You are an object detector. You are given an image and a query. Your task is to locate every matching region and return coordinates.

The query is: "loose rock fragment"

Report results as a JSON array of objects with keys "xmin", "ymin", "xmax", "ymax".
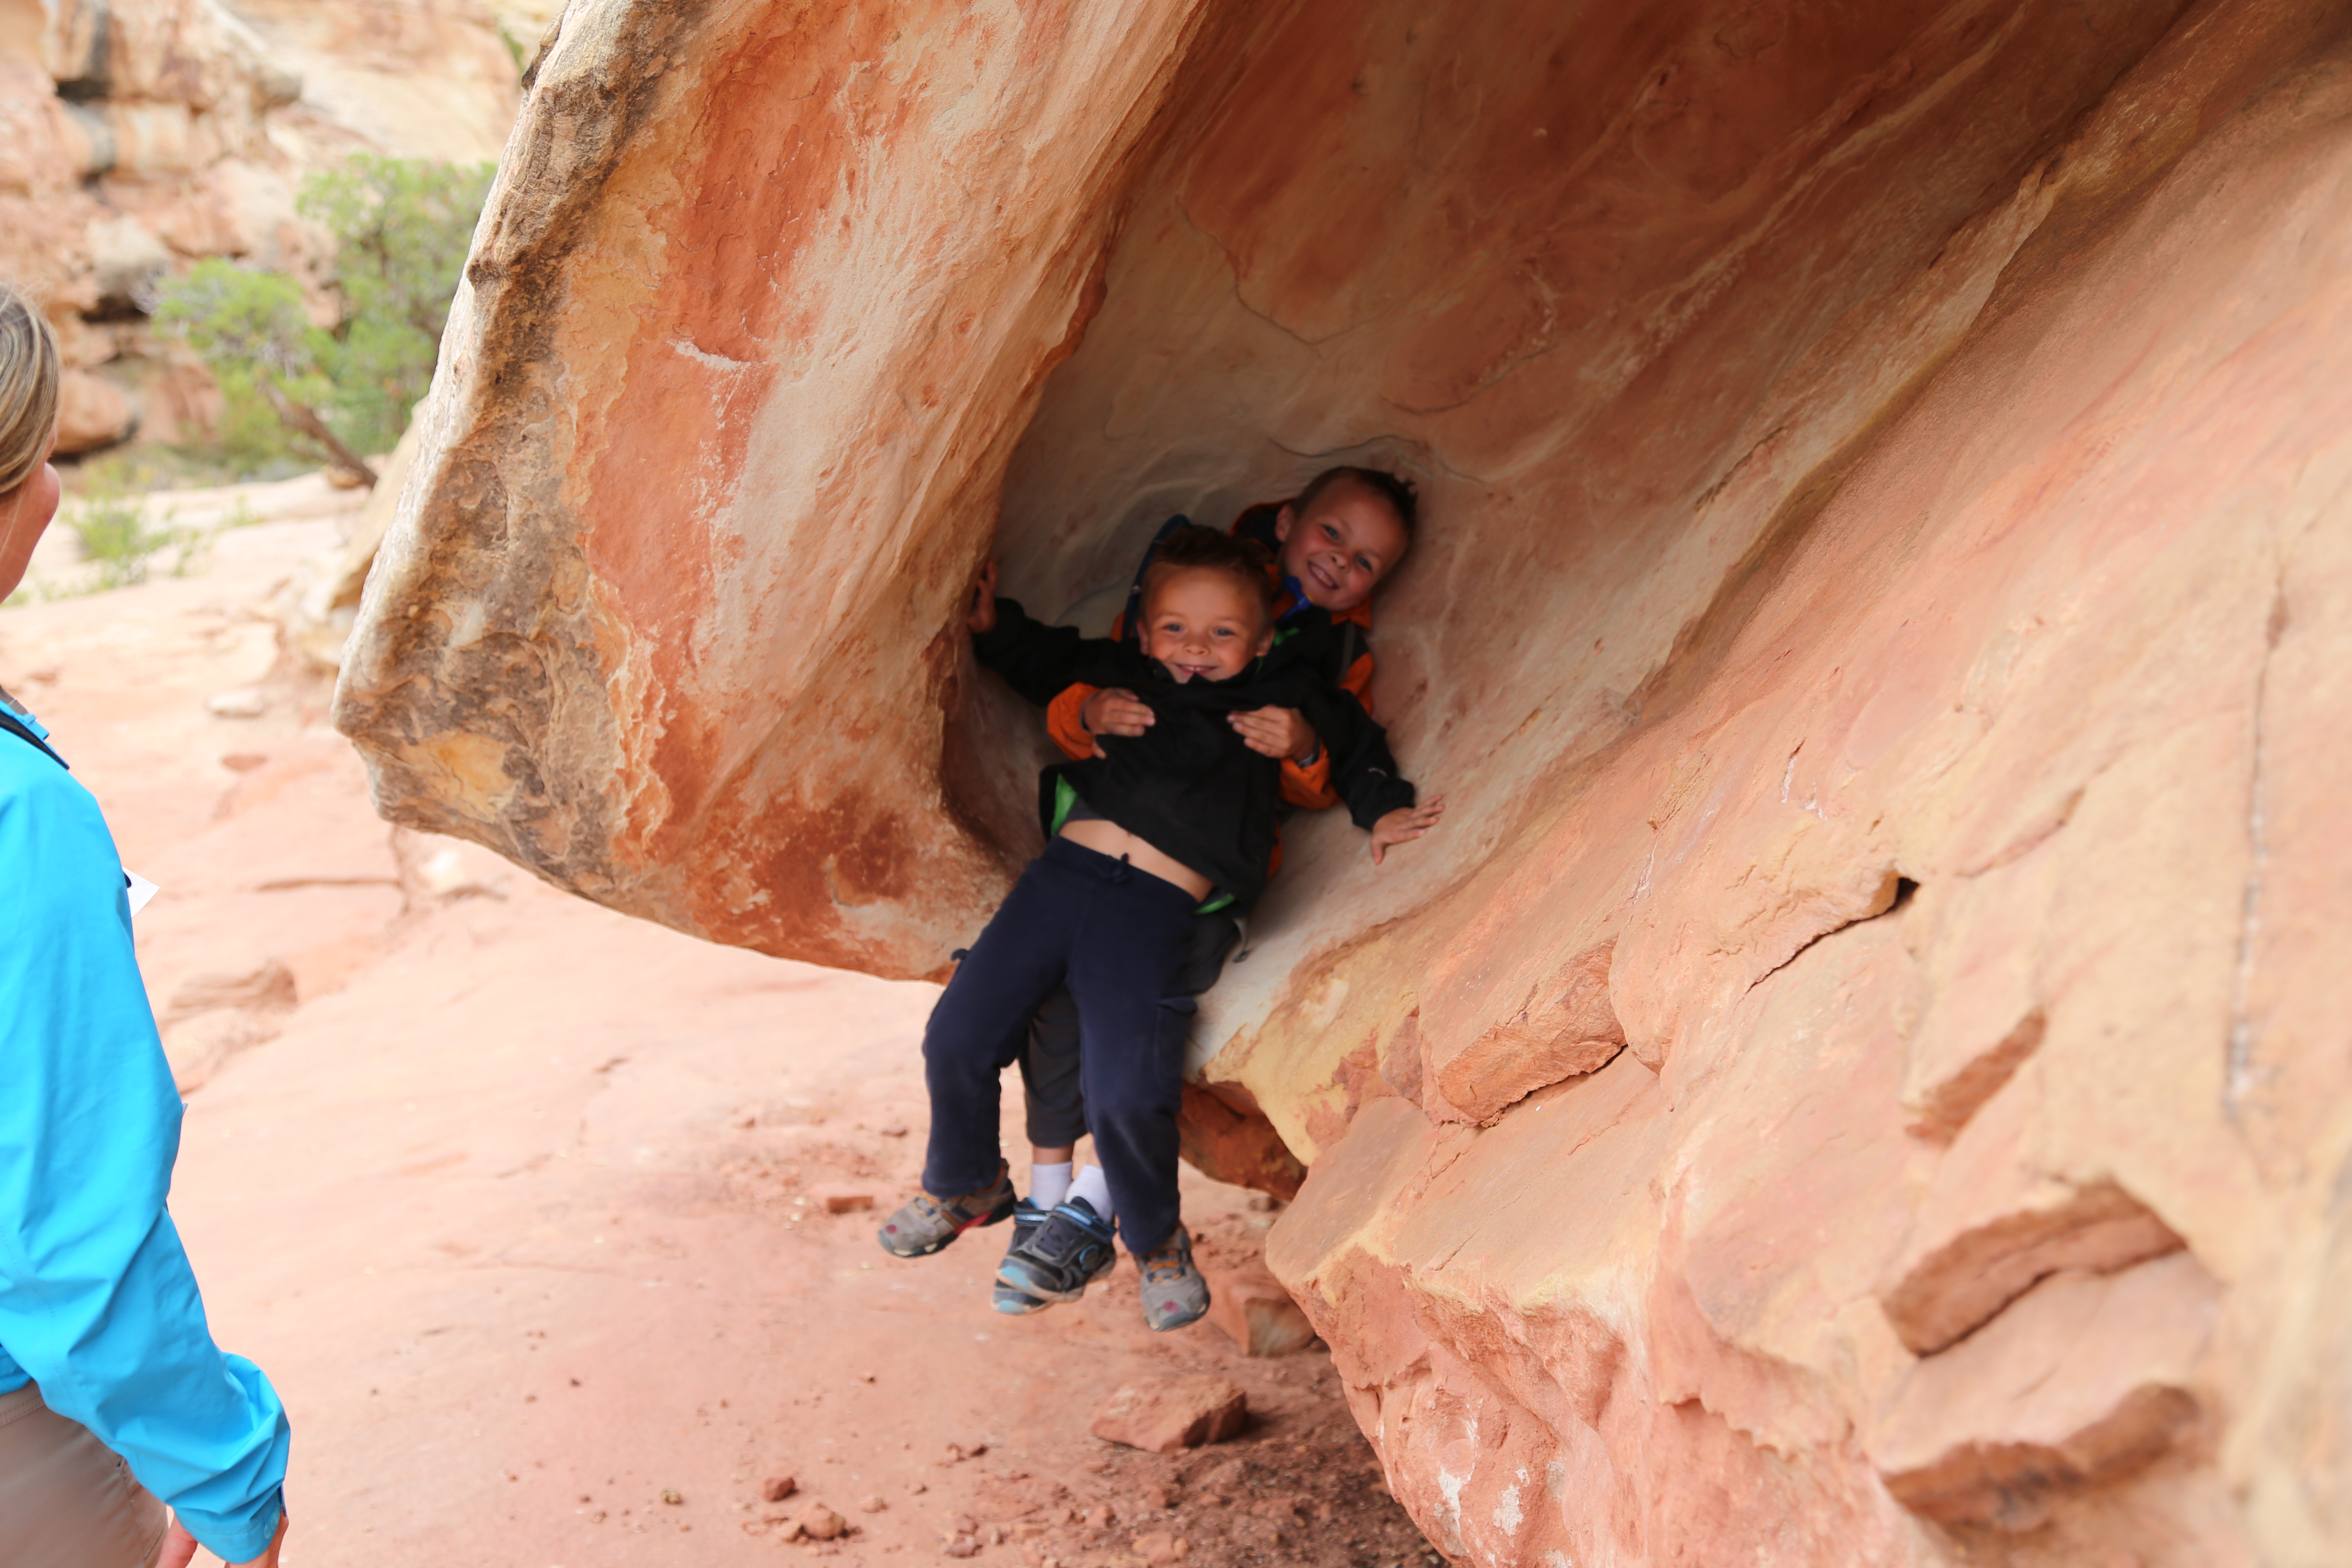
[
  {"xmin": 1091, "ymin": 1376, "xmax": 1247, "ymax": 1453},
  {"xmin": 1200, "ymin": 1263, "xmax": 1317, "ymax": 1357},
  {"xmin": 1132, "ymin": 1531, "xmax": 1190, "ymax": 1564},
  {"xmin": 815, "ymin": 1185, "xmax": 875, "ymax": 1213},
  {"xmin": 794, "ymin": 1503, "xmax": 847, "ymax": 1541},
  {"xmin": 760, "ymin": 1473, "xmax": 798, "ymax": 1503}
]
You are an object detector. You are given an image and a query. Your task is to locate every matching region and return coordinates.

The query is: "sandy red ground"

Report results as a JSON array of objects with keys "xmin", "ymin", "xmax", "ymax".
[{"xmin": 0, "ymin": 514, "xmax": 1440, "ymax": 1568}]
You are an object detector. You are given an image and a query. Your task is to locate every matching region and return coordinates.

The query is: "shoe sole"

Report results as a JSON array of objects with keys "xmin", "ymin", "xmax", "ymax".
[
  {"xmin": 995, "ymin": 1252, "xmax": 1113, "ymax": 1304},
  {"xmin": 991, "ymin": 1284, "xmax": 1056, "ymax": 1316},
  {"xmin": 1145, "ymin": 1294, "xmax": 1211, "ymax": 1332}
]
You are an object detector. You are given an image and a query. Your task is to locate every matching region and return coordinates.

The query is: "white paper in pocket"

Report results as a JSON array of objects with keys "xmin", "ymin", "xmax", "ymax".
[{"xmin": 124, "ymin": 870, "xmax": 159, "ymax": 916}]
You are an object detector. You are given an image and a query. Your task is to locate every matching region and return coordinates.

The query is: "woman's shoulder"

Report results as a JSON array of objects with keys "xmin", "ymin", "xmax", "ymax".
[{"xmin": 0, "ymin": 713, "xmax": 115, "ymax": 860}]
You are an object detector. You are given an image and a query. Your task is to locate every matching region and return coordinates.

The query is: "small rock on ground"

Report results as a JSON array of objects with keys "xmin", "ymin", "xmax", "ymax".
[
  {"xmin": 815, "ymin": 1184, "xmax": 875, "ymax": 1213},
  {"xmin": 1092, "ymin": 1376, "xmax": 1248, "ymax": 1455}
]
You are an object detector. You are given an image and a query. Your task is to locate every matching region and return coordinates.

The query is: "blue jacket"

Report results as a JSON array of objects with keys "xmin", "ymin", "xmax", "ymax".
[{"xmin": 0, "ymin": 701, "xmax": 288, "ymax": 1561}]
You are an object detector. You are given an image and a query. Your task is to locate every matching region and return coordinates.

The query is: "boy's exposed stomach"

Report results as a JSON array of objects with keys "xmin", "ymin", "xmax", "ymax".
[{"xmin": 1056, "ymin": 818, "xmax": 1215, "ymax": 901}]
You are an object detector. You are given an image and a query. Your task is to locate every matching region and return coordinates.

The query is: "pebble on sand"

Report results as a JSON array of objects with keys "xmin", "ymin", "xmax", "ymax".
[
  {"xmin": 815, "ymin": 1185, "xmax": 875, "ymax": 1213},
  {"xmin": 795, "ymin": 1503, "xmax": 848, "ymax": 1541},
  {"xmin": 761, "ymin": 1473, "xmax": 798, "ymax": 1503}
]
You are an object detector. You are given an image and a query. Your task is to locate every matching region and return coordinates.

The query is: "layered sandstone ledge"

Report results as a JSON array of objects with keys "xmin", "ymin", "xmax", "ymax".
[{"xmin": 337, "ymin": 1, "xmax": 2352, "ymax": 1562}]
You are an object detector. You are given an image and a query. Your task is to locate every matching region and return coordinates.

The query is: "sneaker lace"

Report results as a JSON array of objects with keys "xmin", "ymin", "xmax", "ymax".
[{"xmin": 1139, "ymin": 1235, "xmax": 1192, "ymax": 1286}]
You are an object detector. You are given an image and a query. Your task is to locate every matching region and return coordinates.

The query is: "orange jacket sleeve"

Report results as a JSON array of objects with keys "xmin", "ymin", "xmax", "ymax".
[
  {"xmin": 1279, "ymin": 746, "xmax": 1338, "ymax": 810},
  {"xmin": 1276, "ymin": 643, "xmax": 1372, "ymax": 809},
  {"xmin": 1047, "ymin": 683, "xmax": 1101, "ymax": 762}
]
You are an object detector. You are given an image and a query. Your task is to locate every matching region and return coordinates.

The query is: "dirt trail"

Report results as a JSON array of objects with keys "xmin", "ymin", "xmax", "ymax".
[{"xmin": 0, "ymin": 508, "xmax": 1440, "ymax": 1568}]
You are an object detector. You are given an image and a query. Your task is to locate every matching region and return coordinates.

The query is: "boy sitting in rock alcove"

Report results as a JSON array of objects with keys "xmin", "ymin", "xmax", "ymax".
[{"xmin": 879, "ymin": 472, "xmax": 1435, "ymax": 1326}]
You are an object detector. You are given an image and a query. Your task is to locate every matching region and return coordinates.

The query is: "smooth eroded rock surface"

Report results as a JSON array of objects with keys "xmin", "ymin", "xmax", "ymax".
[{"xmin": 339, "ymin": 0, "xmax": 2352, "ymax": 1561}]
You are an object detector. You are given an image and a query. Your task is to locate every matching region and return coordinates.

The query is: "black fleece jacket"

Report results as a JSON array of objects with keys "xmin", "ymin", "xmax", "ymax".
[{"xmin": 973, "ymin": 598, "xmax": 1416, "ymax": 908}]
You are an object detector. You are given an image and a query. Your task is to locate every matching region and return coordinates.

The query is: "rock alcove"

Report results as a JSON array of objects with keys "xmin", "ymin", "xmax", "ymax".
[{"xmin": 337, "ymin": 1, "xmax": 2352, "ymax": 1562}]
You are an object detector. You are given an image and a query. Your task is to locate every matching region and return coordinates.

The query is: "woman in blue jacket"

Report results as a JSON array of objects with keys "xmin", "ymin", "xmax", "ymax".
[{"xmin": 0, "ymin": 288, "xmax": 290, "ymax": 1565}]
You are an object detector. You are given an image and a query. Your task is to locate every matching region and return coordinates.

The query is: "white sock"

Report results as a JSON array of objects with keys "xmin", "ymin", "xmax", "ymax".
[
  {"xmin": 1068, "ymin": 1164, "xmax": 1114, "ymax": 1221},
  {"xmin": 1029, "ymin": 1161, "xmax": 1073, "ymax": 1210}
]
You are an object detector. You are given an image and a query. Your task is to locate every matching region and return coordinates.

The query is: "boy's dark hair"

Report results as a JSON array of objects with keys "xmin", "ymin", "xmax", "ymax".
[
  {"xmin": 1293, "ymin": 465, "xmax": 1420, "ymax": 537},
  {"xmin": 1142, "ymin": 523, "xmax": 1277, "ymax": 626}
]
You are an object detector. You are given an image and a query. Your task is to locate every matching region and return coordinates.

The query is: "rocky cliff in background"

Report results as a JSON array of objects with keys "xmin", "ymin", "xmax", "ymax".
[
  {"xmin": 0, "ymin": 0, "xmax": 527, "ymax": 454},
  {"xmin": 336, "ymin": 0, "xmax": 2352, "ymax": 1562}
]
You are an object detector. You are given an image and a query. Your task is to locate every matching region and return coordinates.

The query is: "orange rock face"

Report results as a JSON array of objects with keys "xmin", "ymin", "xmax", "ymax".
[{"xmin": 338, "ymin": 0, "xmax": 2352, "ymax": 1561}]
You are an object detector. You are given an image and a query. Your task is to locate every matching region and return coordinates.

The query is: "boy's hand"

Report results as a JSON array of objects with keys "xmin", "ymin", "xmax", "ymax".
[
  {"xmin": 1080, "ymin": 688, "xmax": 1153, "ymax": 758},
  {"xmin": 1369, "ymin": 796, "xmax": 1446, "ymax": 865},
  {"xmin": 1230, "ymin": 705, "xmax": 1319, "ymax": 763},
  {"xmin": 966, "ymin": 559, "xmax": 999, "ymax": 634}
]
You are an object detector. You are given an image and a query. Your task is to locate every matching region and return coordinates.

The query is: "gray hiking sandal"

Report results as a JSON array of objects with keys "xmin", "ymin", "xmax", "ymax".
[
  {"xmin": 993, "ymin": 1197, "xmax": 1117, "ymax": 1314},
  {"xmin": 1136, "ymin": 1224, "xmax": 1211, "ymax": 1331},
  {"xmin": 876, "ymin": 1163, "xmax": 1019, "ymax": 1258}
]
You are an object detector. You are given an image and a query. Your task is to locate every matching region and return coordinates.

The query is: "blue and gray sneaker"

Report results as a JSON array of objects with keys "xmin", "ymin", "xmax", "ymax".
[
  {"xmin": 988, "ymin": 1200, "xmax": 1052, "ymax": 1315},
  {"xmin": 992, "ymin": 1196, "xmax": 1117, "ymax": 1314}
]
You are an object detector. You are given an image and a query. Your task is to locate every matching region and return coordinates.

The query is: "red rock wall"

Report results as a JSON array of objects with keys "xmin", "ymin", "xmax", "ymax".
[{"xmin": 339, "ymin": 0, "xmax": 2352, "ymax": 1560}]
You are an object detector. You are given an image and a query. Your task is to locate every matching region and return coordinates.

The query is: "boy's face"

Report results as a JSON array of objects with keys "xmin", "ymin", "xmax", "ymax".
[
  {"xmin": 1142, "ymin": 568, "xmax": 1274, "ymax": 683},
  {"xmin": 1274, "ymin": 478, "xmax": 1410, "ymax": 614}
]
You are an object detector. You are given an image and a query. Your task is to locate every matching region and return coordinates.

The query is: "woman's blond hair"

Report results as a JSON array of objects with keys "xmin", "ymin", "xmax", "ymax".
[{"xmin": 0, "ymin": 285, "xmax": 61, "ymax": 496}]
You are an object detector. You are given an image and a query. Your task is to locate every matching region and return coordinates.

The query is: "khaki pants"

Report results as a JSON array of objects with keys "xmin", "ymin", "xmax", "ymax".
[{"xmin": 0, "ymin": 1383, "xmax": 166, "ymax": 1568}]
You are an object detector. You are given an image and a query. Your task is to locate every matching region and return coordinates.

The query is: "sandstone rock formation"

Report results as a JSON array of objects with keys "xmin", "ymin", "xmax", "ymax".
[
  {"xmin": 0, "ymin": 0, "xmax": 521, "ymax": 453},
  {"xmin": 337, "ymin": 0, "xmax": 2352, "ymax": 1562}
]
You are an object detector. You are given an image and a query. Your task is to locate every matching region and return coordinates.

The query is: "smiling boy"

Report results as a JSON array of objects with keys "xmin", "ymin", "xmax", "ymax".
[
  {"xmin": 885, "ymin": 526, "xmax": 1440, "ymax": 1329},
  {"xmin": 967, "ymin": 470, "xmax": 1418, "ymax": 1309}
]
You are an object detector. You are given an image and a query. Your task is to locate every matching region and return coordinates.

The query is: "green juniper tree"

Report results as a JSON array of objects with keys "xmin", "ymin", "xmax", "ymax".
[{"xmin": 156, "ymin": 155, "xmax": 493, "ymax": 484}]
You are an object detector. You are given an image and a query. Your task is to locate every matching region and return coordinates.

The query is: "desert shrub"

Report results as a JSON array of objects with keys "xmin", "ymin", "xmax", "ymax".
[
  {"xmin": 63, "ymin": 466, "xmax": 199, "ymax": 589},
  {"xmin": 298, "ymin": 154, "xmax": 494, "ymax": 456},
  {"xmin": 154, "ymin": 155, "xmax": 492, "ymax": 481}
]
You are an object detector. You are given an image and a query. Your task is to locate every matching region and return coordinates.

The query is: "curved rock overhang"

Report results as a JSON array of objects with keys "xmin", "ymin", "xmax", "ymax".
[{"xmin": 338, "ymin": 0, "xmax": 2352, "ymax": 1561}]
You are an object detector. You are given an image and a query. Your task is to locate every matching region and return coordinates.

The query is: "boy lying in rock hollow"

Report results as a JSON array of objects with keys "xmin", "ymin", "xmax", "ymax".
[
  {"xmin": 998, "ymin": 471, "xmax": 1423, "ymax": 1301},
  {"xmin": 877, "ymin": 491, "xmax": 1437, "ymax": 1328}
]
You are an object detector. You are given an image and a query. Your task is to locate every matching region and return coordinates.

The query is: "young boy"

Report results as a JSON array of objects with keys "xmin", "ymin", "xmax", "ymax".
[
  {"xmin": 879, "ymin": 526, "xmax": 1440, "ymax": 1329},
  {"xmin": 994, "ymin": 469, "xmax": 1417, "ymax": 1310}
]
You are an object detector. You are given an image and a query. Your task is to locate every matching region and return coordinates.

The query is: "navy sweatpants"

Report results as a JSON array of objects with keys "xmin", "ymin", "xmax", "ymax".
[{"xmin": 922, "ymin": 835, "xmax": 1199, "ymax": 1255}]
